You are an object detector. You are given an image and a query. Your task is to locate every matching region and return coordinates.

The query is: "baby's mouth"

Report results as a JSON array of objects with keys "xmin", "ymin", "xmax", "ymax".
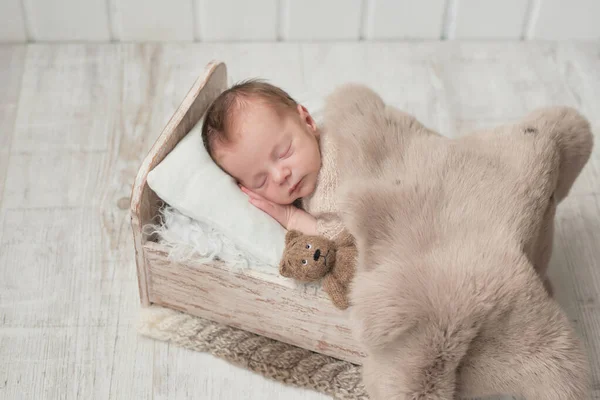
[{"xmin": 289, "ymin": 178, "xmax": 303, "ymax": 194}]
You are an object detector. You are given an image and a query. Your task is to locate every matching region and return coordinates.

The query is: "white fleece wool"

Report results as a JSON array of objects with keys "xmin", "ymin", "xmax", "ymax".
[{"xmin": 144, "ymin": 205, "xmax": 271, "ymax": 271}]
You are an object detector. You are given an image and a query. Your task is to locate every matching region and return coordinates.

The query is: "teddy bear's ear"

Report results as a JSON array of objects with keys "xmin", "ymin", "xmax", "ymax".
[
  {"xmin": 285, "ymin": 230, "xmax": 302, "ymax": 245},
  {"xmin": 279, "ymin": 260, "xmax": 291, "ymax": 277}
]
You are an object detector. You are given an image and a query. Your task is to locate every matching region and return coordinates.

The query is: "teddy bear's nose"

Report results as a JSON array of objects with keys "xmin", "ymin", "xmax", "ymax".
[{"xmin": 313, "ymin": 249, "xmax": 321, "ymax": 261}]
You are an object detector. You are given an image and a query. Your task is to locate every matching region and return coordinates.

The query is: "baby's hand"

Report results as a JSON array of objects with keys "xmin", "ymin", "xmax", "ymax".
[
  {"xmin": 240, "ymin": 185, "xmax": 296, "ymax": 228},
  {"xmin": 240, "ymin": 185, "xmax": 317, "ymax": 234}
]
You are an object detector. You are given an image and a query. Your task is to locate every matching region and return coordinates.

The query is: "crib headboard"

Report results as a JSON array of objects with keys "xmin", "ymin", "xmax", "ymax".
[{"xmin": 130, "ymin": 61, "xmax": 228, "ymax": 306}]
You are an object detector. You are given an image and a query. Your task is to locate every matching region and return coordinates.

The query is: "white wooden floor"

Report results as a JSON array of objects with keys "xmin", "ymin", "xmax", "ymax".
[{"xmin": 0, "ymin": 42, "xmax": 598, "ymax": 399}]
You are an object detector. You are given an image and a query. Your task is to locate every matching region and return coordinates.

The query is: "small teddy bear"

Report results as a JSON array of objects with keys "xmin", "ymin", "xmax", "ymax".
[{"xmin": 279, "ymin": 230, "xmax": 357, "ymax": 310}]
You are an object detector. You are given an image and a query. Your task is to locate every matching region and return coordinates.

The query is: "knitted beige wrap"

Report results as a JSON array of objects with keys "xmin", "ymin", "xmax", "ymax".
[
  {"xmin": 138, "ymin": 306, "xmax": 369, "ymax": 399},
  {"xmin": 301, "ymin": 129, "xmax": 346, "ymax": 240}
]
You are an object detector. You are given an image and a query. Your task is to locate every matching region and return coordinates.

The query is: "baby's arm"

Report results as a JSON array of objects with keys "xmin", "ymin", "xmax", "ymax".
[
  {"xmin": 288, "ymin": 208, "xmax": 318, "ymax": 235},
  {"xmin": 314, "ymin": 215, "xmax": 345, "ymax": 240}
]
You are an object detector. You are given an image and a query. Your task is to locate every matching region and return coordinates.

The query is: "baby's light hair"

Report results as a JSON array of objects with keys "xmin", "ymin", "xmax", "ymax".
[{"xmin": 201, "ymin": 79, "xmax": 298, "ymax": 162}]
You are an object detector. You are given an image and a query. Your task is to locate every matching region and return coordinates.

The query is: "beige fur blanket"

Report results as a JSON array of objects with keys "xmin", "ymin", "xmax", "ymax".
[{"xmin": 321, "ymin": 84, "xmax": 594, "ymax": 399}]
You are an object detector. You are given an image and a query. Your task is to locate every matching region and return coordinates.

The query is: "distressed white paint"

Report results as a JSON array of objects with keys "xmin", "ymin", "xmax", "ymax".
[
  {"xmin": 24, "ymin": 0, "xmax": 111, "ymax": 41},
  {"xmin": 11, "ymin": 45, "xmax": 121, "ymax": 153},
  {"xmin": 363, "ymin": 0, "xmax": 446, "ymax": 39},
  {"xmin": 528, "ymin": 0, "xmax": 600, "ymax": 40},
  {"xmin": 281, "ymin": 0, "xmax": 363, "ymax": 40},
  {"xmin": 452, "ymin": 0, "xmax": 529, "ymax": 39},
  {"xmin": 0, "ymin": 0, "xmax": 27, "ymax": 42},
  {"xmin": 197, "ymin": 0, "xmax": 278, "ymax": 41},
  {"xmin": 1, "ymin": 0, "xmax": 600, "ymax": 42},
  {"xmin": 110, "ymin": 0, "xmax": 194, "ymax": 41},
  {"xmin": 0, "ymin": 46, "xmax": 25, "ymax": 208}
]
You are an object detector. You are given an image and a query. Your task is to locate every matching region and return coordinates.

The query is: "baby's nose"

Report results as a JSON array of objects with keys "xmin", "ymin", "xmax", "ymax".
[
  {"xmin": 313, "ymin": 249, "xmax": 321, "ymax": 261},
  {"xmin": 275, "ymin": 167, "xmax": 291, "ymax": 184}
]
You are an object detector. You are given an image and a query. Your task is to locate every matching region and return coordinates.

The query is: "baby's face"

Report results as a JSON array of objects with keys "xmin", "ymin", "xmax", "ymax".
[{"xmin": 216, "ymin": 99, "xmax": 321, "ymax": 205}]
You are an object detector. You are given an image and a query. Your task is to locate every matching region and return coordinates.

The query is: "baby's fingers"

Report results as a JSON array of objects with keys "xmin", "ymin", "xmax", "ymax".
[
  {"xmin": 249, "ymin": 198, "xmax": 284, "ymax": 225},
  {"xmin": 239, "ymin": 184, "xmax": 263, "ymax": 200},
  {"xmin": 249, "ymin": 197, "xmax": 273, "ymax": 215}
]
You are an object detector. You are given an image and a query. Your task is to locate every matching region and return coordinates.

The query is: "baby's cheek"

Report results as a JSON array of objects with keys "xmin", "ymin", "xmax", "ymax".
[{"xmin": 304, "ymin": 178, "xmax": 317, "ymax": 197}]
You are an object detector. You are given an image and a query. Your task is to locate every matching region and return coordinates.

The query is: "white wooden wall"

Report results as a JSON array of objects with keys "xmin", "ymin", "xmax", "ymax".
[{"xmin": 1, "ymin": 0, "xmax": 599, "ymax": 42}]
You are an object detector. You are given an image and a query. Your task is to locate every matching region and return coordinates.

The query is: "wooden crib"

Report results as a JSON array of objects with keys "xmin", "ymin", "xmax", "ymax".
[{"xmin": 129, "ymin": 61, "xmax": 365, "ymax": 364}]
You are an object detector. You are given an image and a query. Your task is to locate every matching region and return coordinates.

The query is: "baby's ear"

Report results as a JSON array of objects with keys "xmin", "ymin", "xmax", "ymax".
[
  {"xmin": 297, "ymin": 104, "xmax": 317, "ymax": 132},
  {"xmin": 285, "ymin": 230, "xmax": 302, "ymax": 245}
]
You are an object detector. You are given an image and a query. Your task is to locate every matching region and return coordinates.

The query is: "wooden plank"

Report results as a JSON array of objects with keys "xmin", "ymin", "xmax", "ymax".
[
  {"xmin": 151, "ymin": 342, "xmax": 330, "ymax": 400},
  {"xmin": 549, "ymin": 195, "xmax": 600, "ymax": 398},
  {"xmin": 452, "ymin": 0, "xmax": 529, "ymax": 39},
  {"xmin": 4, "ymin": 45, "xmax": 122, "ymax": 209},
  {"xmin": 11, "ymin": 44, "xmax": 121, "ymax": 152},
  {"xmin": 144, "ymin": 242, "xmax": 365, "ymax": 364},
  {"xmin": 281, "ymin": 0, "xmax": 363, "ymax": 41},
  {"xmin": 23, "ymin": 0, "xmax": 111, "ymax": 41},
  {"xmin": 300, "ymin": 42, "xmax": 454, "ymax": 135},
  {"xmin": 423, "ymin": 42, "xmax": 585, "ymax": 136},
  {"xmin": 528, "ymin": 0, "xmax": 600, "ymax": 40},
  {"xmin": 548, "ymin": 45, "xmax": 600, "ymax": 386},
  {"xmin": 109, "ymin": 0, "xmax": 194, "ymax": 41},
  {"xmin": 0, "ymin": 0, "xmax": 27, "ymax": 42},
  {"xmin": 0, "ymin": 46, "xmax": 25, "ymax": 208},
  {"xmin": 0, "ymin": 327, "xmax": 107, "ymax": 399},
  {"xmin": 0, "ymin": 43, "xmax": 152, "ymax": 400},
  {"xmin": 3, "ymin": 150, "xmax": 108, "ymax": 209},
  {"xmin": 197, "ymin": 0, "xmax": 278, "ymax": 41},
  {"xmin": 0, "ymin": 206, "xmax": 123, "ymax": 328},
  {"xmin": 363, "ymin": 0, "xmax": 446, "ymax": 40},
  {"xmin": 551, "ymin": 42, "xmax": 600, "ymax": 197},
  {"xmin": 0, "ymin": 302, "xmax": 155, "ymax": 400},
  {"xmin": 0, "ymin": 206, "xmax": 147, "ymax": 398}
]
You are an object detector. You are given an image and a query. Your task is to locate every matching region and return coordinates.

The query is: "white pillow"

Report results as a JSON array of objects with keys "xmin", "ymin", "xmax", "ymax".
[{"xmin": 147, "ymin": 118, "xmax": 286, "ymax": 267}]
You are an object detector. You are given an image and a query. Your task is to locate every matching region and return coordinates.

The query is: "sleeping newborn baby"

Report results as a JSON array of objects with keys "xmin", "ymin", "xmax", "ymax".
[{"xmin": 201, "ymin": 80, "xmax": 347, "ymax": 240}]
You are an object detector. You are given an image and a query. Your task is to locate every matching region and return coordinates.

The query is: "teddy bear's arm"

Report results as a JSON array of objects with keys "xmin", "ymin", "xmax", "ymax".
[
  {"xmin": 334, "ymin": 230, "xmax": 355, "ymax": 247},
  {"xmin": 334, "ymin": 247, "xmax": 358, "ymax": 285},
  {"xmin": 322, "ymin": 275, "xmax": 349, "ymax": 310}
]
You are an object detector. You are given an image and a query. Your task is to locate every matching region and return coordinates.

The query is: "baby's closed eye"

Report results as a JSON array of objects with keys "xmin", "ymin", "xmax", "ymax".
[
  {"xmin": 256, "ymin": 178, "xmax": 267, "ymax": 189},
  {"xmin": 251, "ymin": 175, "xmax": 267, "ymax": 189},
  {"xmin": 279, "ymin": 142, "xmax": 292, "ymax": 159}
]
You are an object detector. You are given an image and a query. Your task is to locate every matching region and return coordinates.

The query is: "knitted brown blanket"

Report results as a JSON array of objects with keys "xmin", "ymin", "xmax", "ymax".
[{"xmin": 138, "ymin": 306, "xmax": 368, "ymax": 399}]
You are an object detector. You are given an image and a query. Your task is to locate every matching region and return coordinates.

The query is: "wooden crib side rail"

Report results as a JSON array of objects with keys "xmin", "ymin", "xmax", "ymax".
[{"xmin": 129, "ymin": 61, "xmax": 228, "ymax": 306}]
